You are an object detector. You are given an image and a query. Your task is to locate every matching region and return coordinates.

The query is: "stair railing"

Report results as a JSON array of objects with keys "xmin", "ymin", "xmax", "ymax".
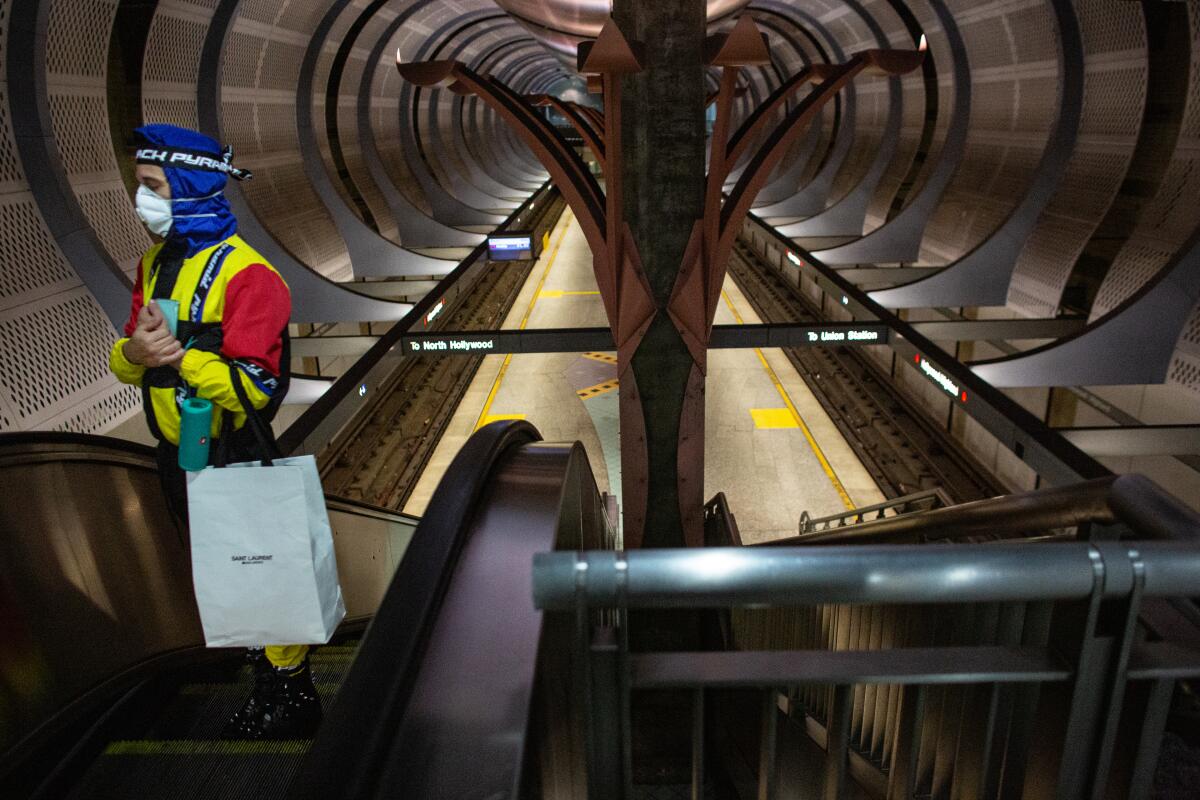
[
  {"xmin": 534, "ymin": 474, "xmax": 1200, "ymax": 800},
  {"xmin": 797, "ymin": 487, "xmax": 953, "ymax": 534}
]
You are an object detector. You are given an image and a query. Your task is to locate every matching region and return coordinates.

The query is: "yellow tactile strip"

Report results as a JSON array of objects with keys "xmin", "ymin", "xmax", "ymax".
[
  {"xmin": 750, "ymin": 408, "xmax": 798, "ymax": 429},
  {"xmin": 583, "ymin": 352, "xmax": 617, "ymax": 365},
  {"xmin": 577, "ymin": 380, "xmax": 620, "ymax": 399},
  {"xmin": 538, "ymin": 289, "xmax": 601, "ymax": 299}
]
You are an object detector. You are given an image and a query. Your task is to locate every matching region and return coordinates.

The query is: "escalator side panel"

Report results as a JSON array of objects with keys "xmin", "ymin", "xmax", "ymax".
[{"xmin": 0, "ymin": 451, "xmax": 201, "ymax": 761}]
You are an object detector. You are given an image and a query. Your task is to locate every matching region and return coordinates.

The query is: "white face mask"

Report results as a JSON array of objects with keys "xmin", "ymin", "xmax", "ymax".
[{"xmin": 135, "ymin": 185, "xmax": 173, "ymax": 237}]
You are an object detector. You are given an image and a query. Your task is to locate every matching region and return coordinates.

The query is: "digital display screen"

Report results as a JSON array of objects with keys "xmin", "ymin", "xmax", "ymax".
[
  {"xmin": 914, "ymin": 354, "xmax": 968, "ymax": 403},
  {"xmin": 488, "ymin": 234, "xmax": 533, "ymax": 261}
]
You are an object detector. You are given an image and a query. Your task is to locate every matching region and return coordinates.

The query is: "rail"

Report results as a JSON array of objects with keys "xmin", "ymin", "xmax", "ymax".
[
  {"xmin": 797, "ymin": 487, "xmax": 952, "ymax": 534},
  {"xmin": 533, "ymin": 474, "xmax": 1200, "ymax": 799},
  {"xmin": 768, "ymin": 473, "xmax": 1199, "ymax": 546}
]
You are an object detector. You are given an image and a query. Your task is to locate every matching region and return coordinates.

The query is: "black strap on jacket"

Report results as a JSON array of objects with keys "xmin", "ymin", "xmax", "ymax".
[{"xmin": 223, "ymin": 358, "xmax": 282, "ymax": 467}]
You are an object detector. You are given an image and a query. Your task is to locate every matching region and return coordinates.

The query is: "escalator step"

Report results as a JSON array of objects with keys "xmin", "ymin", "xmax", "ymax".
[
  {"xmin": 106, "ymin": 740, "xmax": 310, "ymax": 756},
  {"xmin": 68, "ymin": 746, "xmax": 309, "ymax": 800},
  {"xmin": 67, "ymin": 643, "xmax": 358, "ymax": 798}
]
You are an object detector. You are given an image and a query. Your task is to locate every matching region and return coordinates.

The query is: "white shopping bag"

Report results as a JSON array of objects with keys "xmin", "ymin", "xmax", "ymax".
[{"xmin": 186, "ymin": 454, "xmax": 346, "ymax": 647}]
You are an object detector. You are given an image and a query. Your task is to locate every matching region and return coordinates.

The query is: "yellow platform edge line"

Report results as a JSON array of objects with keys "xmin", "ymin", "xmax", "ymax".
[
  {"xmin": 474, "ymin": 210, "xmax": 574, "ymax": 431},
  {"xmin": 721, "ymin": 290, "xmax": 855, "ymax": 510}
]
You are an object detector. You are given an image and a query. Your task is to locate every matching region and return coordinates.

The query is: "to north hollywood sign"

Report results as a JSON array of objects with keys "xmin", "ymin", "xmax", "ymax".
[
  {"xmin": 915, "ymin": 354, "xmax": 967, "ymax": 403},
  {"xmin": 407, "ymin": 337, "xmax": 497, "ymax": 353}
]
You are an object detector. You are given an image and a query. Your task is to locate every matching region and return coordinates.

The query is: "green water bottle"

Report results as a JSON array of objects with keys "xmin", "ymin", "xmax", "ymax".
[{"xmin": 178, "ymin": 397, "xmax": 213, "ymax": 471}]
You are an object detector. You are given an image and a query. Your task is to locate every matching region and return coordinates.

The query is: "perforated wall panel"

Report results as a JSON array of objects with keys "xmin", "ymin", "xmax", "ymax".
[
  {"xmin": 918, "ymin": 0, "xmax": 1060, "ymax": 265},
  {"xmin": 220, "ymin": 2, "xmax": 352, "ymax": 281},
  {"xmin": 142, "ymin": 0, "xmax": 216, "ymax": 129},
  {"xmin": 0, "ymin": 0, "xmax": 139, "ymax": 433},
  {"xmin": 1091, "ymin": 8, "xmax": 1200, "ymax": 330},
  {"xmin": 45, "ymin": 0, "xmax": 152, "ymax": 281},
  {"xmin": 1006, "ymin": 0, "xmax": 1147, "ymax": 316}
]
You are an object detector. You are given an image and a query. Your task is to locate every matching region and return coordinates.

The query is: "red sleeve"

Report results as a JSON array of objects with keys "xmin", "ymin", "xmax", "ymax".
[
  {"xmin": 221, "ymin": 264, "xmax": 292, "ymax": 375},
  {"xmin": 123, "ymin": 257, "xmax": 146, "ymax": 337}
]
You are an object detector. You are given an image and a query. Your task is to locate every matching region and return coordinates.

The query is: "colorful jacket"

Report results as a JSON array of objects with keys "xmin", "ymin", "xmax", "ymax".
[{"xmin": 109, "ymin": 235, "xmax": 291, "ymax": 445}]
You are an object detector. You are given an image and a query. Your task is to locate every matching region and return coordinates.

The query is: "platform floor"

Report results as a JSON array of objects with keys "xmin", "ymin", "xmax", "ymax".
[{"xmin": 406, "ymin": 211, "xmax": 883, "ymax": 543}]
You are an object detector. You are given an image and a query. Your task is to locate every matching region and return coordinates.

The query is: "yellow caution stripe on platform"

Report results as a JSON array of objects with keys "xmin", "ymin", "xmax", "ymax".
[
  {"xmin": 583, "ymin": 352, "xmax": 617, "ymax": 365},
  {"xmin": 750, "ymin": 408, "xmax": 798, "ymax": 429},
  {"xmin": 480, "ymin": 413, "xmax": 527, "ymax": 426},
  {"xmin": 577, "ymin": 380, "xmax": 619, "ymax": 399}
]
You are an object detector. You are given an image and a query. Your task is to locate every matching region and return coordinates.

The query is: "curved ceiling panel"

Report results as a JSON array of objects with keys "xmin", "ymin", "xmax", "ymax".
[{"xmin": 493, "ymin": 0, "xmax": 752, "ymax": 62}]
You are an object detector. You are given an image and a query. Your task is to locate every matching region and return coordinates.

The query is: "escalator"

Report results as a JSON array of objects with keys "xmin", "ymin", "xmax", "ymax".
[{"xmin": 0, "ymin": 420, "xmax": 614, "ymax": 798}]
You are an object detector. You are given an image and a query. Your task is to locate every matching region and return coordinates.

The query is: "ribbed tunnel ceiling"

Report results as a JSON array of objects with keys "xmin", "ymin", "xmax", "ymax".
[
  {"xmin": 491, "ymin": 0, "xmax": 752, "ymax": 61},
  {"xmin": 3, "ymin": 0, "xmax": 1200, "ymax": 456}
]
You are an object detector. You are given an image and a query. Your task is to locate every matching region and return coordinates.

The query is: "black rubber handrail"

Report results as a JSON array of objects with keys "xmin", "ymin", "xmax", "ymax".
[{"xmin": 290, "ymin": 419, "xmax": 543, "ymax": 799}]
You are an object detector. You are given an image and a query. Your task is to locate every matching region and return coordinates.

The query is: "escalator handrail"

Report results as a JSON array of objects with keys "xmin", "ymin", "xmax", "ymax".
[
  {"xmin": 760, "ymin": 473, "xmax": 1199, "ymax": 546},
  {"xmin": 0, "ymin": 431, "xmax": 424, "ymax": 528},
  {"xmin": 290, "ymin": 419, "xmax": 544, "ymax": 799},
  {"xmin": 0, "ymin": 431, "xmax": 155, "ymax": 460}
]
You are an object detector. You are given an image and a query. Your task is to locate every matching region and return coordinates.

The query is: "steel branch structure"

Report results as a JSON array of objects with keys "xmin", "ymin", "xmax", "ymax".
[{"xmin": 398, "ymin": 16, "xmax": 923, "ymax": 547}]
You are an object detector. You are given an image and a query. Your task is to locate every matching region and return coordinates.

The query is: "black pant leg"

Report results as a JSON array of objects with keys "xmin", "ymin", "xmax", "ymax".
[{"xmin": 156, "ymin": 441, "xmax": 189, "ymax": 533}]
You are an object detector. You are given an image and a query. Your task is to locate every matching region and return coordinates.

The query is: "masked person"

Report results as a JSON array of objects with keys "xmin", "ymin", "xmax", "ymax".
[{"xmin": 109, "ymin": 124, "xmax": 320, "ymax": 740}]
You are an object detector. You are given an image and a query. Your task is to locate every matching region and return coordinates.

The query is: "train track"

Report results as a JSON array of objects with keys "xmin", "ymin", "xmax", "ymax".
[
  {"xmin": 729, "ymin": 239, "xmax": 1004, "ymax": 503},
  {"xmin": 319, "ymin": 197, "xmax": 566, "ymax": 511}
]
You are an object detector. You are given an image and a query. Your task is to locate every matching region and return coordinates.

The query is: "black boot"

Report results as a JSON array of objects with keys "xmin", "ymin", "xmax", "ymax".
[
  {"xmin": 221, "ymin": 648, "xmax": 271, "ymax": 737},
  {"xmin": 222, "ymin": 659, "xmax": 322, "ymax": 740}
]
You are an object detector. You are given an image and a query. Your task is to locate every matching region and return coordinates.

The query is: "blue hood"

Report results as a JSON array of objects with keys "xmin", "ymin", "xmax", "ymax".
[{"xmin": 134, "ymin": 124, "xmax": 238, "ymax": 257}]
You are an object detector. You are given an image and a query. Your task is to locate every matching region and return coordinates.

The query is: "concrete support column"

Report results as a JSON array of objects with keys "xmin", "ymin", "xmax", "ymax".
[{"xmin": 614, "ymin": 0, "xmax": 706, "ymax": 550}]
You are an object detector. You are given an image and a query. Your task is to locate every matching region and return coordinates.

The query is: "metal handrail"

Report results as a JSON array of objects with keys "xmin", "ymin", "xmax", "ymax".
[
  {"xmin": 765, "ymin": 473, "xmax": 1199, "ymax": 545},
  {"xmin": 797, "ymin": 487, "xmax": 952, "ymax": 533},
  {"xmin": 533, "ymin": 541, "xmax": 1200, "ymax": 610},
  {"xmin": 531, "ymin": 471, "xmax": 1200, "ymax": 800}
]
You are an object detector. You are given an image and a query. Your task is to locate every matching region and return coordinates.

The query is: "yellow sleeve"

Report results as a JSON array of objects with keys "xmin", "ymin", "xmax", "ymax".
[
  {"xmin": 180, "ymin": 350, "xmax": 272, "ymax": 413},
  {"xmin": 109, "ymin": 338, "xmax": 146, "ymax": 385}
]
